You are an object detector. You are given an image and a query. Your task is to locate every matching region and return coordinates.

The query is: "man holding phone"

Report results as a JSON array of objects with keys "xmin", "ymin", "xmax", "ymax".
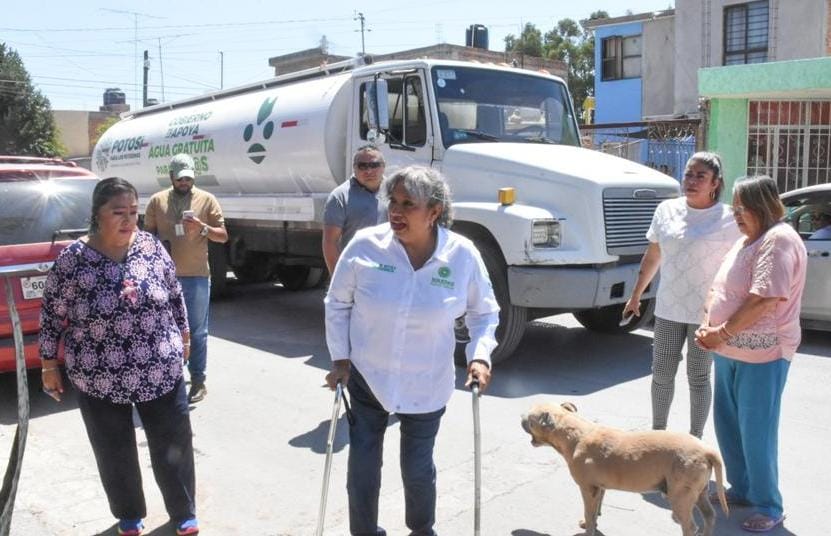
[{"xmin": 144, "ymin": 153, "xmax": 228, "ymax": 403}]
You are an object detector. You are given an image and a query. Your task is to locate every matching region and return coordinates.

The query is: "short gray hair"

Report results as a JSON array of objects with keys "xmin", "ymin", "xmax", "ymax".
[
  {"xmin": 733, "ymin": 175, "xmax": 785, "ymax": 231},
  {"xmin": 352, "ymin": 144, "xmax": 384, "ymax": 166},
  {"xmin": 382, "ymin": 166, "xmax": 453, "ymax": 227}
]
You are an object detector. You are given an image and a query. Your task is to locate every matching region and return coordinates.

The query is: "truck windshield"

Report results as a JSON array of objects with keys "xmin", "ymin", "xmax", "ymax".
[{"xmin": 431, "ymin": 66, "xmax": 580, "ymax": 149}]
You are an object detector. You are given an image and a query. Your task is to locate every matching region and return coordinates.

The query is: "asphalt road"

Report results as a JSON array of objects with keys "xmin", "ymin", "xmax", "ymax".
[{"xmin": 2, "ymin": 279, "xmax": 829, "ymax": 535}]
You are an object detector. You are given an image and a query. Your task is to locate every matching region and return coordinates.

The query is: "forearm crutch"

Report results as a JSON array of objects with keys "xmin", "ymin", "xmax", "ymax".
[{"xmin": 471, "ymin": 381, "xmax": 482, "ymax": 536}]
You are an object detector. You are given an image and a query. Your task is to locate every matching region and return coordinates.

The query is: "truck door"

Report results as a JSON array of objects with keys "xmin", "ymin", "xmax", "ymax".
[{"xmin": 353, "ymin": 73, "xmax": 433, "ymax": 174}]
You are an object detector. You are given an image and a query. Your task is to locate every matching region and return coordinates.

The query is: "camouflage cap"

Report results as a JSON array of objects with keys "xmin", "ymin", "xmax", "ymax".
[{"xmin": 169, "ymin": 153, "xmax": 195, "ymax": 179}]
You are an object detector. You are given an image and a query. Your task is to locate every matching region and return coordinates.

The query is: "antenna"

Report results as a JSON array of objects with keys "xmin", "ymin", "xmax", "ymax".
[{"xmin": 100, "ymin": 8, "xmax": 164, "ymax": 108}]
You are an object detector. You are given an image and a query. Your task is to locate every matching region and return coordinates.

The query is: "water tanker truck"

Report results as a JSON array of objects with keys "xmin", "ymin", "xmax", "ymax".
[{"xmin": 92, "ymin": 56, "xmax": 680, "ymax": 363}]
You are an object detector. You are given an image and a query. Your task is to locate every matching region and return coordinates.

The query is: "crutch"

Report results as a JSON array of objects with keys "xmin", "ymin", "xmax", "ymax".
[
  {"xmin": 315, "ymin": 381, "xmax": 346, "ymax": 536},
  {"xmin": 471, "ymin": 380, "xmax": 482, "ymax": 536}
]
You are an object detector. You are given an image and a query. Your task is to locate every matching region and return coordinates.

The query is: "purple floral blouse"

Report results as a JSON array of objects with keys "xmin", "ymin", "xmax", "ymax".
[{"xmin": 39, "ymin": 231, "xmax": 189, "ymax": 403}]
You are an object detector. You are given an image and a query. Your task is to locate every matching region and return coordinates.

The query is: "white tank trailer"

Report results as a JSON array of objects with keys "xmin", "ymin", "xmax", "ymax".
[{"xmin": 93, "ymin": 56, "xmax": 680, "ymax": 362}]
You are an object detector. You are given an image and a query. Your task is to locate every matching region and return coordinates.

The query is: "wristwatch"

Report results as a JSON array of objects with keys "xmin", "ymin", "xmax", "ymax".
[{"xmin": 200, "ymin": 224, "xmax": 209, "ymax": 237}]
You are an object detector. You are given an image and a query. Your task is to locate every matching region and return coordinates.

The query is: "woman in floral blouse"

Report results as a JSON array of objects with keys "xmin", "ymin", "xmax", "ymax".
[{"xmin": 40, "ymin": 177, "xmax": 199, "ymax": 536}]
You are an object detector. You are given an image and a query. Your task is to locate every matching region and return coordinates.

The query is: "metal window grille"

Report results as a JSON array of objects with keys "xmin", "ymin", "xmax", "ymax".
[
  {"xmin": 724, "ymin": 1, "xmax": 769, "ymax": 65},
  {"xmin": 747, "ymin": 100, "xmax": 831, "ymax": 192}
]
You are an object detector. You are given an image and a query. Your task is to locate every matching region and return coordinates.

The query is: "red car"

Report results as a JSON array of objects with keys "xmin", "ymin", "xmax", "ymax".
[{"xmin": 0, "ymin": 157, "xmax": 99, "ymax": 372}]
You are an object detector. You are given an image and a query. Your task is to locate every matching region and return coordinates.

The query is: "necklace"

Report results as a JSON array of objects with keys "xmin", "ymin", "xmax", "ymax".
[{"xmin": 87, "ymin": 233, "xmax": 135, "ymax": 263}]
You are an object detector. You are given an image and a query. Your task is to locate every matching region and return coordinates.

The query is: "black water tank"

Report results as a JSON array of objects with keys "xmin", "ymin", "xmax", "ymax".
[
  {"xmin": 465, "ymin": 24, "xmax": 488, "ymax": 50},
  {"xmin": 103, "ymin": 88, "xmax": 126, "ymax": 106}
]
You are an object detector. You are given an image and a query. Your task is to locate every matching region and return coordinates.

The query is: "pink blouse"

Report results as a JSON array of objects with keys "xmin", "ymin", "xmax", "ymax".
[{"xmin": 708, "ymin": 223, "xmax": 807, "ymax": 363}]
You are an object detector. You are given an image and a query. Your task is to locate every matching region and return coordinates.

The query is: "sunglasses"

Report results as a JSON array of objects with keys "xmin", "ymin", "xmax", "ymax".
[
  {"xmin": 175, "ymin": 176, "xmax": 194, "ymax": 182},
  {"xmin": 356, "ymin": 161, "xmax": 384, "ymax": 170}
]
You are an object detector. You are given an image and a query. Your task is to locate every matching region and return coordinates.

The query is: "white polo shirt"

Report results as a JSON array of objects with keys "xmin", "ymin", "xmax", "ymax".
[{"xmin": 325, "ymin": 223, "xmax": 500, "ymax": 414}]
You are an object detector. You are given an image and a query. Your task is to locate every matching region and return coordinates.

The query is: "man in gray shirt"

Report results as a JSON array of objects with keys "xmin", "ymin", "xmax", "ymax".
[{"xmin": 322, "ymin": 145, "xmax": 386, "ymax": 274}]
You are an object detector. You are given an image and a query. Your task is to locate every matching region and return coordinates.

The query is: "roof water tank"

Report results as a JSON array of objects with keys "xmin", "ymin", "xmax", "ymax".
[{"xmin": 465, "ymin": 24, "xmax": 488, "ymax": 50}]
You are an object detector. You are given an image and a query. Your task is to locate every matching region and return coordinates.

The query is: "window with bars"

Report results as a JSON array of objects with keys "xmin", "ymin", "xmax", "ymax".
[
  {"xmin": 747, "ymin": 101, "xmax": 831, "ymax": 193},
  {"xmin": 724, "ymin": 1, "xmax": 769, "ymax": 65},
  {"xmin": 601, "ymin": 35, "xmax": 642, "ymax": 81}
]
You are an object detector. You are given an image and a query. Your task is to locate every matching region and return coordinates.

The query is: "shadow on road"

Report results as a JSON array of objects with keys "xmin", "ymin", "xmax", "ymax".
[
  {"xmin": 288, "ymin": 413, "xmax": 350, "ymax": 454},
  {"xmin": 0, "ymin": 368, "xmax": 79, "ymax": 425},
  {"xmin": 212, "ymin": 281, "xmax": 657, "ymax": 399}
]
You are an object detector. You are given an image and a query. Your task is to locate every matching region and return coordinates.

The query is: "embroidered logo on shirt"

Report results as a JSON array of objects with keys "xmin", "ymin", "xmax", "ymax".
[
  {"xmin": 431, "ymin": 266, "xmax": 454, "ymax": 289},
  {"xmin": 375, "ymin": 263, "xmax": 396, "ymax": 273}
]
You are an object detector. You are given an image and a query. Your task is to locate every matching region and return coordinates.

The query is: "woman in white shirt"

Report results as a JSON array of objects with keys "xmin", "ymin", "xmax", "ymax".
[
  {"xmin": 623, "ymin": 152, "xmax": 741, "ymax": 438},
  {"xmin": 324, "ymin": 166, "xmax": 499, "ymax": 536}
]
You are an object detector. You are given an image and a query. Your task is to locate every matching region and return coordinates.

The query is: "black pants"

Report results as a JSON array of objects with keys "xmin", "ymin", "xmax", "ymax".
[{"xmin": 77, "ymin": 378, "xmax": 196, "ymax": 523}]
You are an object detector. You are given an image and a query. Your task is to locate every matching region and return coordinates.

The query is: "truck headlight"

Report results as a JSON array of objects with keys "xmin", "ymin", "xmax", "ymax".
[{"xmin": 532, "ymin": 220, "xmax": 561, "ymax": 248}]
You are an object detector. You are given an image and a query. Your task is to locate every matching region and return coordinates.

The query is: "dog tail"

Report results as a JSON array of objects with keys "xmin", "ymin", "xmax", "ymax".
[{"xmin": 707, "ymin": 450, "xmax": 729, "ymax": 516}]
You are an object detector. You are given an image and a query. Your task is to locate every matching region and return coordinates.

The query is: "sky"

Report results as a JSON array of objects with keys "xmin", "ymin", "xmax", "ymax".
[{"xmin": 3, "ymin": 0, "xmax": 674, "ymax": 111}]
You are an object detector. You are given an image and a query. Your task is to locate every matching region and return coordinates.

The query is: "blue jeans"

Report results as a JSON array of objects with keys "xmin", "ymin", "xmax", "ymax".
[
  {"xmin": 77, "ymin": 379, "xmax": 196, "ymax": 523},
  {"xmin": 713, "ymin": 354, "xmax": 789, "ymax": 518},
  {"xmin": 347, "ymin": 368, "xmax": 444, "ymax": 536},
  {"xmin": 178, "ymin": 276, "xmax": 210, "ymax": 384}
]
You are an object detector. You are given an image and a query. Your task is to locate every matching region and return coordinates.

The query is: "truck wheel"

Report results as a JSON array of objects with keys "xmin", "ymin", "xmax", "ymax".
[
  {"xmin": 232, "ymin": 252, "xmax": 273, "ymax": 284},
  {"xmin": 473, "ymin": 241, "xmax": 527, "ymax": 365},
  {"xmin": 274, "ymin": 265, "xmax": 326, "ymax": 291},
  {"xmin": 209, "ymin": 242, "xmax": 229, "ymax": 299},
  {"xmin": 573, "ymin": 299, "xmax": 655, "ymax": 334}
]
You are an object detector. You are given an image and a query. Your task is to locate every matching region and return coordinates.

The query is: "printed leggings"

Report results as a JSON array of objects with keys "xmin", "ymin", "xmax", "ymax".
[{"xmin": 651, "ymin": 316, "xmax": 713, "ymax": 438}]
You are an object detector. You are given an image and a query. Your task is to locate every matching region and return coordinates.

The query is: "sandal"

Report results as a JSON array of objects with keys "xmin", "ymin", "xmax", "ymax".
[{"xmin": 742, "ymin": 513, "xmax": 785, "ymax": 532}]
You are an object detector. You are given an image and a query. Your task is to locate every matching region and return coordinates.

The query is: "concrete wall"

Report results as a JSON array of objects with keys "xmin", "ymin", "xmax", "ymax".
[
  {"xmin": 642, "ymin": 16, "xmax": 675, "ymax": 117},
  {"xmin": 594, "ymin": 22, "xmax": 644, "ymax": 124},
  {"xmin": 674, "ymin": 0, "xmax": 705, "ymax": 115},
  {"xmin": 776, "ymin": 0, "xmax": 828, "ymax": 60},
  {"xmin": 53, "ymin": 111, "xmax": 90, "ymax": 159},
  {"xmin": 706, "ymin": 98, "xmax": 748, "ymax": 196}
]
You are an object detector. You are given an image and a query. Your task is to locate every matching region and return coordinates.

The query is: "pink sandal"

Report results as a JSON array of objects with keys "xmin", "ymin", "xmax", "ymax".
[{"xmin": 742, "ymin": 513, "xmax": 785, "ymax": 532}]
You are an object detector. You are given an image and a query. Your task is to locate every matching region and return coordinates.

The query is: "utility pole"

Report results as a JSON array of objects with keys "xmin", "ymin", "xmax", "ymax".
[
  {"xmin": 158, "ymin": 38, "xmax": 165, "ymax": 102},
  {"xmin": 219, "ymin": 51, "xmax": 224, "ymax": 89},
  {"xmin": 142, "ymin": 50, "xmax": 150, "ymax": 107},
  {"xmin": 354, "ymin": 11, "xmax": 370, "ymax": 55},
  {"xmin": 101, "ymin": 8, "xmax": 163, "ymax": 108}
]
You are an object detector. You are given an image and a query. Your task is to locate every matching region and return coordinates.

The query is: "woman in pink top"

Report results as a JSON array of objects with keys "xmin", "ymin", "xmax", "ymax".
[{"xmin": 696, "ymin": 176, "xmax": 807, "ymax": 533}]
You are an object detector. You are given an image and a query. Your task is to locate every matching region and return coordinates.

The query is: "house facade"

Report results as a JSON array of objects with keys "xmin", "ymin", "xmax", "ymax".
[{"xmin": 586, "ymin": 0, "xmax": 831, "ymax": 193}]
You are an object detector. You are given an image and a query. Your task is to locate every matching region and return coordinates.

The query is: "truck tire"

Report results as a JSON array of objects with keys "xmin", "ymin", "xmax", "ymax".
[
  {"xmin": 274, "ymin": 265, "xmax": 326, "ymax": 291},
  {"xmin": 466, "ymin": 240, "xmax": 527, "ymax": 365},
  {"xmin": 573, "ymin": 298, "xmax": 655, "ymax": 334},
  {"xmin": 231, "ymin": 252, "xmax": 273, "ymax": 284},
  {"xmin": 208, "ymin": 242, "xmax": 229, "ymax": 299}
]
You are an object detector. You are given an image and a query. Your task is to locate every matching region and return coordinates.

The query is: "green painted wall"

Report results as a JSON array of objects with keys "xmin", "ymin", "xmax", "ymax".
[
  {"xmin": 700, "ymin": 57, "xmax": 831, "ymax": 97},
  {"xmin": 707, "ymin": 99, "xmax": 748, "ymax": 199}
]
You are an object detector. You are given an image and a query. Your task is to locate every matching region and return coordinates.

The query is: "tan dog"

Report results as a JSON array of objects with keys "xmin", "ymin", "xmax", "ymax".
[{"xmin": 521, "ymin": 402, "xmax": 728, "ymax": 536}]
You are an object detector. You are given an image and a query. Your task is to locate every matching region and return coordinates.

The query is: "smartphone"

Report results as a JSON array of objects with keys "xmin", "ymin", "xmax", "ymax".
[
  {"xmin": 182, "ymin": 210, "xmax": 195, "ymax": 220},
  {"xmin": 619, "ymin": 311, "xmax": 635, "ymax": 327}
]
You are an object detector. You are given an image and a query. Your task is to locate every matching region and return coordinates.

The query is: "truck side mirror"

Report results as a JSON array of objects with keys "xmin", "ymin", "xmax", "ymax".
[{"xmin": 367, "ymin": 79, "xmax": 390, "ymax": 135}]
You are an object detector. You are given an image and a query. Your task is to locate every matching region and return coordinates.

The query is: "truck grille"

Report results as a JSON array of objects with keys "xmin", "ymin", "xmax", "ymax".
[{"xmin": 603, "ymin": 188, "xmax": 678, "ymax": 256}]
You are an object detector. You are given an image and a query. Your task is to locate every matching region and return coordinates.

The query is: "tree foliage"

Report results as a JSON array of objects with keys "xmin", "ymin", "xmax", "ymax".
[
  {"xmin": 504, "ymin": 11, "xmax": 609, "ymax": 123},
  {"xmin": 0, "ymin": 43, "xmax": 63, "ymax": 156}
]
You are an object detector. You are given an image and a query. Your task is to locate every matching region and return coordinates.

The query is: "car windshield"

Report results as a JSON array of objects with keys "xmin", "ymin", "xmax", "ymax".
[
  {"xmin": 431, "ymin": 66, "xmax": 580, "ymax": 149},
  {"xmin": 0, "ymin": 176, "xmax": 96, "ymax": 246}
]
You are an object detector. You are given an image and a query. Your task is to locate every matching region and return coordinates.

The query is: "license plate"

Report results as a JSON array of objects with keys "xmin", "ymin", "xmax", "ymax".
[{"xmin": 20, "ymin": 275, "xmax": 47, "ymax": 299}]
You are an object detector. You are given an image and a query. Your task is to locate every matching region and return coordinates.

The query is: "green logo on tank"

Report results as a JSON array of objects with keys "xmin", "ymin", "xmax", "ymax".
[{"xmin": 244, "ymin": 97, "xmax": 276, "ymax": 164}]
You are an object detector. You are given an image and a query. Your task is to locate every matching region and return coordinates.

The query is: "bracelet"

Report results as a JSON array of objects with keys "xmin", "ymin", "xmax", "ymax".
[
  {"xmin": 720, "ymin": 323, "xmax": 736, "ymax": 338},
  {"xmin": 183, "ymin": 343, "xmax": 191, "ymax": 347},
  {"xmin": 42, "ymin": 367, "xmax": 59, "ymax": 372}
]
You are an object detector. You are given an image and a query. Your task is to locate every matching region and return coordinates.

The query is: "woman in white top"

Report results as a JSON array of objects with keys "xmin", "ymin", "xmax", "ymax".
[
  {"xmin": 324, "ymin": 166, "xmax": 499, "ymax": 536},
  {"xmin": 623, "ymin": 152, "xmax": 741, "ymax": 438}
]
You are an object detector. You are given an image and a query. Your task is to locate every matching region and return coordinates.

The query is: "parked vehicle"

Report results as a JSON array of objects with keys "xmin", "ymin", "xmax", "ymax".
[
  {"xmin": 781, "ymin": 183, "xmax": 831, "ymax": 332},
  {"xmin": 0, "ymin": 157, "xmax": 98, "ymax": 372},
  {"xmin": 92, "ymin": 57, "xmax": 680, "ymax": 362}
]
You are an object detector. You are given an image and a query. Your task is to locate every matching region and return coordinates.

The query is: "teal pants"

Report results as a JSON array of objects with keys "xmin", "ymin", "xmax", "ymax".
[{"xmin": 713, "ymin": 354, "xmax": 789, "ymax": 518}]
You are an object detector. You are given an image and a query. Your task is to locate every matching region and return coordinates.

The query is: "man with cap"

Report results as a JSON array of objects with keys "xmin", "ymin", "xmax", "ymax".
[{"xmin": 144, "ymin": 153, "xmax": 228, "ymax": 403}]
